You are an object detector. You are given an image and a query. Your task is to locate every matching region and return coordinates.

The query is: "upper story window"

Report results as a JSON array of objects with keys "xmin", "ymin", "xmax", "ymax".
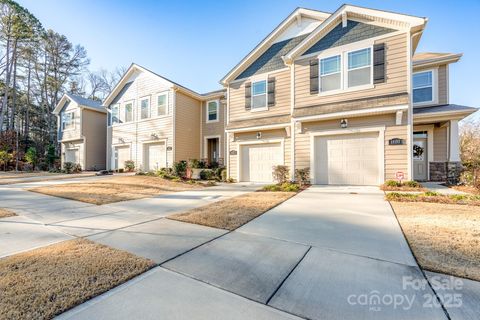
[
  {"xmin": 157, "ymin": 93, "xmax": 168, "ymax": 116},
  {"xmin": 140, "ymin": 97, "xmax": 150, "ymax": 120},
  {"xmin": 111, "ymin": 104, "xmax": 119, "ymax": 125},
  {"xmin": 320, "ymin": 55, "xmax": 341, "ymax": 92},
  {"xmin": 206, "ymin": 100, "xmax": 219, "ymax": 122},
  {"xmin": 347, "ymin": 48, "xmax": 371, "ymax": 87},
  {"xmin": 252, "ymin": 80, "xmax": 267, "ymax": 110},
  {"xmin": 124, "ymin": 102, "xmax": 133, "ymax": 122},
  {"xmin": 62, "ymin": 111, "xmax": 75, "ymax": 130},
  {"xmin": 413, "ymin": 70, "xmax": 434, "ymax": 104}
]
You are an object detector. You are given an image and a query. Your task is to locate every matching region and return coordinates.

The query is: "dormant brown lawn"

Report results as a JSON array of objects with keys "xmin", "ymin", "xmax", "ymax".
[
  {"xmin": 0, "ymin": 239, "xmax": 154, "ymax": 320},
  {"xmin": 391, "ymin": 202, "xmax": 480, "ymax": 281},
  {"xmin": 29, "ymin": 175, "xmax": 205, "ymax": 205},
  {"xmin": 0, "ymin": 208, "xmax": 16, "ymax": 219},
  {"xmin": 169, "ymin": 191, "xmax": 295, "ymax": 230}
]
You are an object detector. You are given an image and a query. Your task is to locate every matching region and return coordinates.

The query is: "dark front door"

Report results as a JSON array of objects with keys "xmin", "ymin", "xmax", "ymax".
[{"xmin": 207, "ymin": 138, "xmax": 219, "ymax": 163}]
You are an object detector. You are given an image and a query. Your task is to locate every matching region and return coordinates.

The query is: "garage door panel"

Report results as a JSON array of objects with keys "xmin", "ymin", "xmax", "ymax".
[
  {"xmin": 115, "ymin": 146, "xmax": 130, "ymax": 170},
  {"xmin": 65, "ymin": 149, "xmax": 79, "ymax": 164},
  {"xmin": 241, "ymin": 143, "xmax": 282, "ymax": 182},
  {"xmin": 314, "ymin": 133, "xmax": 380, "ymax": 185},
  {"xmin": 144, "ymin": 142, "xmax": 166, "ymax": 171}
]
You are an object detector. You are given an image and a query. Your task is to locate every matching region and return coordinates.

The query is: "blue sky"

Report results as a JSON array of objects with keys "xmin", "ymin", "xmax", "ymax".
[{"xmin": 18, "ymin": 0, "xmax": 480, "ymax": 110}]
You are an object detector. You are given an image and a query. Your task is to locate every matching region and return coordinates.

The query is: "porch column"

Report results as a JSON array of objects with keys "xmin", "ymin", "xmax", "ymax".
[{"xmin": 449, "ymin": 120, "xmax": 460, "ymax": 162}]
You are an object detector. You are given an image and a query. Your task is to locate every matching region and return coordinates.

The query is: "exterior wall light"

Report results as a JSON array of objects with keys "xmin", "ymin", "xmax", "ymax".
[
  {"xmin": 256, "ymin": 132, "xmax": 262, "ymax": 139},
  {"xmin": 340, "ymin": 119, "xmax": 348, "ymax": 129}
]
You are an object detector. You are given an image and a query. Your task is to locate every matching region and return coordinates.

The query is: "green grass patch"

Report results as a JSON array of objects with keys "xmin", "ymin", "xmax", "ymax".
[
  {"xmin": 386, "ymin": 192, "xmax": 480, "ymax": 206},
  {"xmin": 262, "ymin": 182, "xmax": 301, "ymax": 192}
]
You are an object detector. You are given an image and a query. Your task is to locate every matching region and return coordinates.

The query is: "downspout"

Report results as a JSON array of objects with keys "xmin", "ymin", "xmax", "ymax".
[
  {"xmin": 172, "ymin": 88, "xmax": 177, "ymax": 166},
  {"xmin": 289, "ymin": 62, "xmax": 296, "ymax": 181},
  {"xmin": 226, "ymin": 84, "xmax": 231, "ymax": 179}
]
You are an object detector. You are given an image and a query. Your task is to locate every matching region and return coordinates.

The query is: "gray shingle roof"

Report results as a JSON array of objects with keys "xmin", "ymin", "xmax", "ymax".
[
  {"xmin": 305, "ymin": 20, "xmax": 396, "ymax": 55},
  {"xmin": 413, "ymin": 104, "xmax": 477, "ymax": 115},
  {"xmin": 66, "ymin": 93, "xmax": 103, "ymax": 110},
  {"xmin": 235, "ymin": 34, "xmax": 309, "ymax": 80}
]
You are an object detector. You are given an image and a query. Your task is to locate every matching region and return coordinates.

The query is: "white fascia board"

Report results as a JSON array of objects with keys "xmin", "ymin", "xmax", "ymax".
[
  {"xmin": 225, "ymin": 123, "xmax": 290, "ymax": 133},
  {"xmin": 294, "ymin": 104, "xmax": 409, "ymax": 122},
  {"xmin": 413, "ymin": 109, "xmax": 477, "ymax": 120}
]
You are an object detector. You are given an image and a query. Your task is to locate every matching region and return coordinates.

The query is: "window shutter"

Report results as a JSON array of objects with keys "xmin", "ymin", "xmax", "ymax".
[
  {"xmin": 310, "ymin": 59, "xmax": 319, "ymax": 94},
  {"xmin": 267, "ymin": 77, "xmax": 275, "ymax": 107},
  {"xmin": 245, "ymin": 82, "xmax": 251, "ymax": 110},
  {"xmin": 373, "ymin": 43, "xmax": 386, "ymax": 84}
]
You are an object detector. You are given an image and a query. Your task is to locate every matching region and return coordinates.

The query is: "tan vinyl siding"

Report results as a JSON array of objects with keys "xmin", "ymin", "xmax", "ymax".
[
  {"xmin": 413, "ymin": 64, "xmax": 448, "ymax": 107},
  {"xmin": 228, "ymin": 68, "xmax": 291, "ymax": 123},
  {"xmin": 82, "ymin": 108, "xmax": 107, "ymax": 170},
  {"xmin": 174, "ymin": 92, "xmax": 201, "ymax": 162},
  {"xmin": 59, "ymin": 105, "xmax": 81, "ymax": 141},
  {"xmin": 228, "ymin": 129, "xmax": 291, "ymax": 181},
  {"xmin": 109, "ymin": 71, "xmax": 174, "ymax": 170},
  {"xmin": 294, "ymin": 33, "xmax": 408, "ymax": 108},
  {"xmin": 295, "ymin": 113, "xmax": 408, "ymax": 181},
  {"xmin": 201, "ymin": 100, "xmax": 226, "ymax": 159},
  {"xmin": 433, "ymin": 125, "xmax": 448, "ymax": 161}
]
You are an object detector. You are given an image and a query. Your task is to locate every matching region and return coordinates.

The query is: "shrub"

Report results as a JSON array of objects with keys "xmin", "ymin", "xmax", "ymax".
[
  {"xmin": 0, "ymin": 150, "xmax": 11, "ymax": 171},
  {"xmin": 209, "ymin": 161, "xmax": 219, "ymax": 169},
  {"xmin": 173, "ymin": 161, "xmax": 187, "ymax": 178},
  {"xmin": 294, "ymin": 168, "xmax": 310, "ymax": 186},
  {"xmin": 157, "ymin": 167, "xmax": 174, "ymax": 179},
  {"xmin": 124, "ymin": 160, "xmax": 135, "ymax": 172},
  {"xmin": 262, "ymin": 182, "xmax": 300, "ymax": 192},
  {"xmin": 171, "ymin": 177, "xmax": 181, "ymax": 182},
  {"xmin": 63, "ymin": 162, "xmax": 74, "ymax": 174},
  {"xmin": 72, "ymin": 163, "xmax": 82, "ymax": 173},
  {"xmin": 404, "ymin": 180, "xmax": 421, "ymax": 188},
  {"xmin": 200, "ymin": 169, "xmax": 215, "ymax": 180},
  {"xmin": 424, "ymin": 191, "xmax": 440, "ymax": 196},
  {"xmin": 220, "ymin": 168, "xmax": 227, "ymax": 181},
  {"xmin": 188, "ymin": 159, "xmax": 206, "ymax": 169},
  {"xmin": 118, "ymin": 168, "xmax": 124, "ymax": 173},
  {"xmin": 385, "ymin": 180, "xmax": 401, "ymax": 187},
  {"xmin": 272, "ymin": 165, "xmax": 289, "ymax": 184},
  {"xmin": 214, "ymin": 167, "xmax": 224, "ymax": 180},
  {"xmin": 25, "ymin": 147, "xmax": 38, "ymax": 170}
]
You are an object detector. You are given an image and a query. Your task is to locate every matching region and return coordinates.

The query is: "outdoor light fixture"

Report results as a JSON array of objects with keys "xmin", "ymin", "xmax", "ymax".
[
  {"xmin": 340, "ymin": 119, "xmax": 348, "ymax": 128},
  {"xmin": 256, "ymin": 132, "xmax": 262, "ymax": 139}
]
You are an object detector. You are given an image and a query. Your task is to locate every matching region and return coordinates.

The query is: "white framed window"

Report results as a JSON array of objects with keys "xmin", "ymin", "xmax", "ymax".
[
  {"xmin": 156, "ymin": 93, "xmax": 168, "ymax": 116},
  {"xmin": 140, "ymin": 97, "xmax": 150, "ymax": 120},
  {"xmin": 251, "ymin": 80, "xmax": 267, "ymax": 110},
  {"xmin": 320, "ymin": 55, "xmax": 341, "ymax": 92},
  {"xmin": 347, "ymin": 47, "xmax": 372, "ymax": 88},
  {"xmin": 62, "ymin": 111, "xmax": 75, "ymax": 130},
  {"xmin": 206, "ymin": 100, "xmax": 219, "ymax": 122},
  {"xmin": 413, "ymin": 70, "xmax": 435, "ymax": 105},
  {"xmin": 124, "ymin": 102, "xmax": 133, "ymax": 122},
  {"xmin": 111, "ymin": 104, "xmax": 119, "ymax": 125}
]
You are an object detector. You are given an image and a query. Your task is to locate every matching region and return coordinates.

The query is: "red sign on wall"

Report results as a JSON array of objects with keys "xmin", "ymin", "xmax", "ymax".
[{"xmin": 395, "ymin": 171, "xmax": 405, "ymax": 181}]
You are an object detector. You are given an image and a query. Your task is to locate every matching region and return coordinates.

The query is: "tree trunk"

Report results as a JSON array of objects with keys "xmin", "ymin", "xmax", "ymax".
[
  {"xmin": 0, "ymin": 35, "xmax": 12, "ymax": 131},
  {"xmin": 9, "ymin": 44, "xmax": 18, "ymax": 131}
]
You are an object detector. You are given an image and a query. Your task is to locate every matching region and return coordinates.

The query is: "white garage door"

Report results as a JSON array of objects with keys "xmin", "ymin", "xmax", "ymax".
[
  {"xmin": 65, "ymin": 148, "xmax": 79, "ymax": 164},
  {"xmin": 314, "ymin": 132, "xmax": 379, "ymax": 185},
  {"xmin": 115, "ymin": 146, "xmax": 130, "ymax": 169},
  {"xmin": 240, "ymin": 143, "xmax": 282, "ymax": 182},
  {"xmin": 144, "ymin": 142, "xmax": 166, "ymax": 171}
]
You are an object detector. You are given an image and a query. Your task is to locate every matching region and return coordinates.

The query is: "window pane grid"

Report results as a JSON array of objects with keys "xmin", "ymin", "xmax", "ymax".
[
  {"xmin": 157, "ymin": 94, "xmax": 167, "ymax": 116},
  {"xmin": 251, "ymin": 80, "xmax": 267, "ymax": 109},
  {"xmin": 207, "ymin": 101, "xmax": 218, "ymax": 121}
]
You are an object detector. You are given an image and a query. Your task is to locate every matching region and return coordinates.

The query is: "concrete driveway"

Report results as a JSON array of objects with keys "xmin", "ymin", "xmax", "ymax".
[{"xmin": 59, "ymin": 185, "xmax": 451, "ymax": 320}]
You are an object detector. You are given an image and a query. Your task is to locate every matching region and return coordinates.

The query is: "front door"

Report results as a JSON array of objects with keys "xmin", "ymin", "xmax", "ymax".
[
  {"xmin": 207, "ymin": 138, "xmax": 219, "ymax": 163},
  {"xmin": 413, "ymin": 133, "xmax": 428, "ymax": 181}
]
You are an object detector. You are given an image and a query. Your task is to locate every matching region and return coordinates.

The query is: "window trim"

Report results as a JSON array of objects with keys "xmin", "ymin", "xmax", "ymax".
[
  {"xmin": 317, "ymin": 44, "xmax": 375, "ymax": 97},
  {"xmin": 109, "ymin": 103, "xmax": 120, "ymax": 127},
  {"xmin": 155, "ymin": 91, "xmax": 169, "ymax": 117},
  {"xmin": 62, "ymin": 111, "xmax": 75, "ymax": 131},
  {"xmin": 139, "ymin": 95, "xmax": 151, "ymax": 120},
  {"xmin": 413, "ymin": 68, "xmax": 437, "ymax": 106},
  {"xmin": 206, "ymin": 99, "xmax": 219, "ymax": 123},
  {"xmin": 250, "ymin": 78, "xmax": 268, "ymax": 112},
  {"xmin": 123, "ymin": 100, "xmax": 134, "ymax": 123},
  {"xmin": 319, "ymin": 54, "xmax": 343, "ymax": 94}
]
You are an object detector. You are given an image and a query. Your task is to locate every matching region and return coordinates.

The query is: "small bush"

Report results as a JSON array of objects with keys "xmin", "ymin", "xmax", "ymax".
[
  {"xmin": 294, "ymin": 168, "xmax": 310, "ymax": 186},
  {"xmin": 63, "ymin": 162, "xmax": 74, "ymax": 174},
  {"xmin": 404, "ymin": 180, "xmax": 421, "ymax": 188},
  {"xmin": 157, "ymin": 167, "xmax": 174, "ymax": 179},
  {"xmin": 124, "ymin": 160, "xmax": 135, "ymax": 172},
  {"xmin": 262, "ymin": 182, "xmax": 300, "ymax": 192},
  {"xmin": 72, "ymin": 163, "xmax": 82, "ymax": 173},
  {"xmin": 171, "ymin": 177, "xmax": 181, "ymax": 182},
  {"xmin": 272, "ymin": 165, "xmax": 289, "ymax": 184},
  {"xmin": 118, "ymin": 168, "xmax": 124, "ymax": 173},
  {"xmin": 424, "ymin": 191, "xmax": 440, "ymax": 196},
  {"xmin": 200, "ymin": 169, "xmax": 215, "ymax": 180},
  {"xmin": 209, "ymin": 161, "xmax": 219, "ymax": 169},
  {"xmin": 385, "ymin": 180, "xmax": 401, "ymax": 187},
  {"xmin": 220, "ymin": 168, "xmax": 227, "ymax": 181},
  {"xmin": 188, "ymin": 159, "xmax": 206, "ymax": 169},
  {"xmin": 214, "ymin": 167, "xmax": 224, "ymax": 180},
  {"xmin": 173, "ymin": 161, "xmax": 187, "ymax": 178}
]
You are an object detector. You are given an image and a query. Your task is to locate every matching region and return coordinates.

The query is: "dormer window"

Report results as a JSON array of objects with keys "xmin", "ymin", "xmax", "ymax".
[
  {"xmin": 62, "ymin": 112, "xmax": 75, "ymax": 130},
  {"xmin": 252, "ymin": 80, "xmax": 267, "ymax": 110},
  {"xmin": 206, "ymin": 100, "xmax": 219, "ymax": 122},
  {"xmin": 347, "ymin": 48, "xmax": 372, "ymax": 87},
  {"xmin": 413, "ymin": 70, "xmax": 434, "ymax": 104}
]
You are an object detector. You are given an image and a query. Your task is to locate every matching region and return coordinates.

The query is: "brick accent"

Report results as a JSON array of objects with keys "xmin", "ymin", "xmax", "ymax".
[{"xmin": 447, "ymin": 162, "xmax": 463, "ymax": 185}]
